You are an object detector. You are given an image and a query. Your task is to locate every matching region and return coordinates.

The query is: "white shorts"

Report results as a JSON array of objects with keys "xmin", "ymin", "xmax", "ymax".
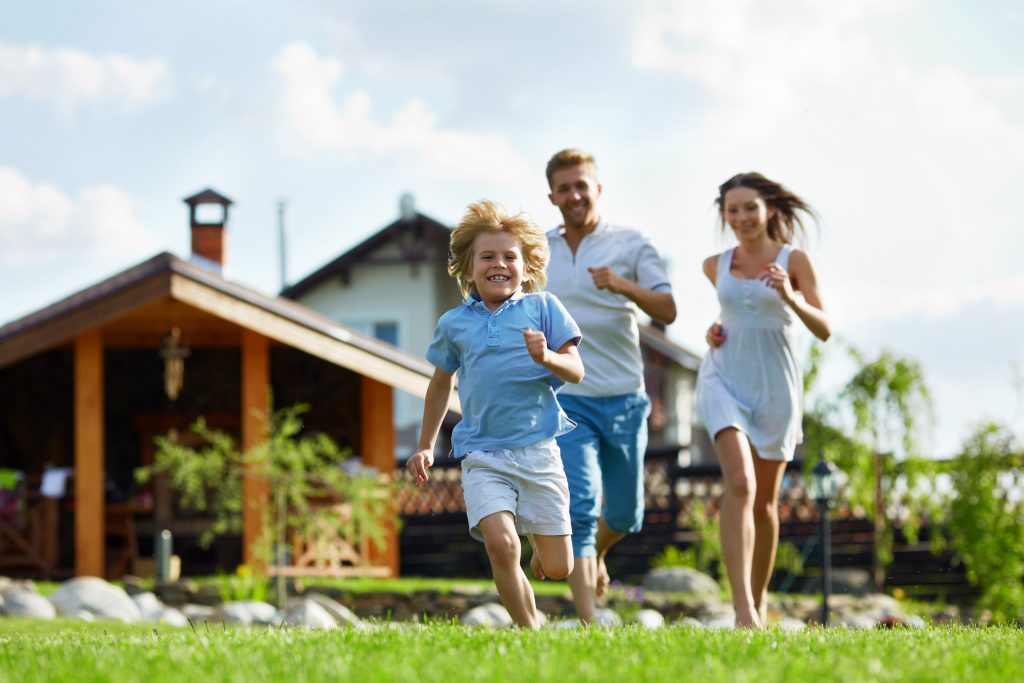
[{"xmin": 461, "ymin": 437, "xmax": 571, "ymax": 543}]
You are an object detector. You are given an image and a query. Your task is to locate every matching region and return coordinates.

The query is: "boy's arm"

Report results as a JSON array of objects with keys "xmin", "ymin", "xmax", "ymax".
[
  {"xmin": 406, "ymin": 367, "xmax": 455, "ymax": 486},
  {"xmin": 523, "ymin": 329, "xmax": 585, "ymax": 384}
]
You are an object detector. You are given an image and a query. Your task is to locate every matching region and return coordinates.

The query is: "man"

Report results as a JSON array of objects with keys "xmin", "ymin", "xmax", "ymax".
[{"xmin": 543, "ymin": 148, "xmax": 677, "ymax": 623}]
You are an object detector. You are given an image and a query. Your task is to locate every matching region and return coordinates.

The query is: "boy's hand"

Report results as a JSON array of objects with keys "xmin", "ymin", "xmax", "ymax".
[
  {"xmin": 406, "ymin": 449, "xmax": 434, "ymax": 486},
  {"xmin": 523, "ymin": 328, "xmax": 549, "ymax": 364}
]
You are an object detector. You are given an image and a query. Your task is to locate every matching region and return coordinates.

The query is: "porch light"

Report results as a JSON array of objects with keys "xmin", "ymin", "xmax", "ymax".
[{"xmin": 159, "ymin": 327, "xmax": 190, "ymax": 400}]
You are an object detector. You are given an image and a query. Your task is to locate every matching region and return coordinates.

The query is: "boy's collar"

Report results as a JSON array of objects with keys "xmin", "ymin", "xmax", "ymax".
[{"xmin": 466, "ymin": 288, "xmax": 526, "ymax": 308}]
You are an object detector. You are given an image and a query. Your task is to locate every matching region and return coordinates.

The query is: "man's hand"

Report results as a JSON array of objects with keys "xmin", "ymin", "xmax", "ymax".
[
  {"xmin": 406, "ymin": 449, "xmax": 435, "ymax": 486},
  {"xmin": 523, "ymin": 328, "xmax": 550, "ymax": 365},
  {"xmin": 587, "ymin": 266, "xmax": 628, "ymax": 294}
]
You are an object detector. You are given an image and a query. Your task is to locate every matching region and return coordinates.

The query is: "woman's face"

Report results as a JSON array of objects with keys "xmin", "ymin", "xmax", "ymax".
[{"xmin": 722, "ymin": 186, "xmax": 775, "ymax": 241}]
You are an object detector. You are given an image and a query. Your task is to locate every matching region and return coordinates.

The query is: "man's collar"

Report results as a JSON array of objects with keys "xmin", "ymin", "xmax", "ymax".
[{"xmin": 548, "ymin": 219, "xmax": 607, "ymax": 238}]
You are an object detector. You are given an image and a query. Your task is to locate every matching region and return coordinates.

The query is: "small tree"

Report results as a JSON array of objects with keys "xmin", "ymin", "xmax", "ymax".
[
  {"xmin": 840, "ymin": 346, "xmax": 933, "ymax": 591},
  {"xmin": 137, "ymin": 403, "xmax": 398, "ymax": 603},
  {"xmin": 948, "ymin": 422, "xmax": 1024, "ymax": 621}
]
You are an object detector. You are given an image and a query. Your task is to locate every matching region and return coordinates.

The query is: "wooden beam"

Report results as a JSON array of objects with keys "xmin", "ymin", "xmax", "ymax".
[
  {"xmin": 170, "ymin": 274, "xmax": 461, "ymax": 413},
  {"xmin": 0, "ymin": 271, "xmax": 171, "ymax": 369},
  {"xmin": 241, "ymin": 329, "xmax": 270, "ymax": 570},
  {"xmin": 361, "ymin": 376, "xmax": 398, "ymax": 576},
  {"xmin": 74, "ymin": 329, "xmax": 105, "ymax": 577}
]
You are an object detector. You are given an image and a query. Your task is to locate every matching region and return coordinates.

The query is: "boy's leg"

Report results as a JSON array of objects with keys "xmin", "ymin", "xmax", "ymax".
[
  {"xmin": 595, "ymin": 391, "xmax": 651, "ymax": 596},
  {"xmin": 478, "ymin": 511, "xmax": 538, "ymax": 629},
  {"xmin": 529, "ymin": 534, "xmax": 573, "ymax": 580}
]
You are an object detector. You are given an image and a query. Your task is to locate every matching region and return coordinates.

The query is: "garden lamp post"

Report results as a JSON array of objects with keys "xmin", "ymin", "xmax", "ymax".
[{"xmin": 810, "ymin": 459, "xmax": 840, "ymax": 626}]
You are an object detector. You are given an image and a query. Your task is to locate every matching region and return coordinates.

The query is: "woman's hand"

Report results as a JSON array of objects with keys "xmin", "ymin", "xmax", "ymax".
[
  {"xmin": 761, "ymin": 262, "xmax": 796, "ymax": 305},
  {"xmin": 706, "ymin": 321, "xmax": 726, "ymax": 348}
]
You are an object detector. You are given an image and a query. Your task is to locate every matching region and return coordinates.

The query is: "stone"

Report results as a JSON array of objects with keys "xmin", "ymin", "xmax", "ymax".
[
  {"xmin": 0, "ymin": 577, "xmax": 38, "ymax": 595},
  {"xmin": 284, "ymin": 598, "xmax": 338, "ymax": 629},
  {"xmin": 633, "ymin": 609, "xmax": 665, "ymax": 629},
  {"xmin": 150, "ymin": 606, "xmax": 190, "ymax": 627},
  {"xmin": 672, "ymin": 616, "xmax": 705, "ymax": 629},
  {"xmin": 218, "ymin": 600, "xmax": 279, "ymax": 626},
  {"xmin": 48, "ymin": 577, "xmax": 141, "ymax": 622},
  {"xmin": 180, "ymin": 603, "xmax": 219, "ymax": 625},
  {"xmin": 592, "ymin": 608, "xmax": 622, "ymax": 627},
  {"xmin": 131, "ymin": 592, "xmax": 164, "ymax": 620},
  {"xmin": 1, "ymin": 589, "xmax": 56, "ymax": 618},
  {"xmin": 305, "ymin": 592, "xmax": 362, "ymax": 627},
  {"xmin": 802, "ymin": 568, "xmax": 872, "ymax": 596},
  {"xmin": 460, "ymin": 602, "xmax": 513, "ymax": 627},
  {"xmin": 775, "ymin": 617, "xmax": 806, "ymax": 631},
  {"xmin": 642, "ymin": 567, "xmax": 720, "ymax": 595}
]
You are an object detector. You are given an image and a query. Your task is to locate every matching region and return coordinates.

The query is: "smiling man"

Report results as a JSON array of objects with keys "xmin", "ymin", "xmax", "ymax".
[{"xmin": 543, "ymin": 149, "xmax": 677, "ymax": 624}]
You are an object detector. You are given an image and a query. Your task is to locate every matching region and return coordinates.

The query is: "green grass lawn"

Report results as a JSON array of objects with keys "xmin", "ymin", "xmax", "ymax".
[{"xmin": 1, "ymin": 618, "xmax": 1021, "ymax": 683}]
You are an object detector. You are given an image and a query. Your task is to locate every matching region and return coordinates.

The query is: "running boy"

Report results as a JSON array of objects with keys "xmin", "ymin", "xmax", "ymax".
[{"xmin": 406, "ymin": 199, "xmax": 583, "ymax": 629}]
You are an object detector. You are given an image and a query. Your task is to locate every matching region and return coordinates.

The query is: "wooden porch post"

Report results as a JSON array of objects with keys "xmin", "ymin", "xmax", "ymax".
[
  {"xmin": 74, "ymin": 328, "xmax": 105, "ymax": 577},
  {"xmin": 241, "ymin": 329, "xmax": 270, "ymax": 569},
  {"xmin": 360, "ymin": 376, "xmax": 398, "ymax": 576}
]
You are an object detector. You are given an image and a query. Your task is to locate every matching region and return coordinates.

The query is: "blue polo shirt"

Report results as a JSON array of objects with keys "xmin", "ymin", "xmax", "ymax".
[{"xmin": 426, "ymin": 289, "xmax": 582, "ymax": 456}]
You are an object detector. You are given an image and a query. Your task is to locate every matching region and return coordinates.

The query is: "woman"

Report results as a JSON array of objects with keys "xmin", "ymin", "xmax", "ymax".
[{"xmin": 696, "ymin": 172, "xmax": 831, "ymax": 628}]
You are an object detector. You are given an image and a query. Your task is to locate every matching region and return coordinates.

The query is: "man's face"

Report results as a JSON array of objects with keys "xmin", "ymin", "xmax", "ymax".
[{"xmin": 548, "ymin": 164, "xmax": 602, "ymax": 230}]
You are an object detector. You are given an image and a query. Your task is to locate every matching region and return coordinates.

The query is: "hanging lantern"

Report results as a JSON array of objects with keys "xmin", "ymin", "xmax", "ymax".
[{"xmin": 159, "ymin": 327, "xmax": 190, "ymax": 400}]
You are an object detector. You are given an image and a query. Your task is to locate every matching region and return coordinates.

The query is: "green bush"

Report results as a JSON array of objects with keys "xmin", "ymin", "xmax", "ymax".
[{"xmin": 947, "ymin": 422, "xmax": 1024, "ymax": 622}]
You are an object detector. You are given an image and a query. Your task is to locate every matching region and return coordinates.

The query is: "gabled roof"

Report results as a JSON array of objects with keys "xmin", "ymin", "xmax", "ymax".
[
  {"xmin": 640, "ymin": 324, "xmax": 702, "ymax": 371},
  {"xmin": 281, "ymin": 212, "xmax": 451, "ymax": 298},
  {"xmin": 0, "ymin": 252, "xmax": 459, "ymax": 411}
]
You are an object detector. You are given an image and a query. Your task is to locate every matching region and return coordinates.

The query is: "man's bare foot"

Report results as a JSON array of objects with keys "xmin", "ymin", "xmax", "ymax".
[
  {"xmin": 595, "ymin": 556, "xmax": 610, "ymax": 597},
  {"xmin": 530, "ymin": 553, "xmax": 546, "ymax": 580}
]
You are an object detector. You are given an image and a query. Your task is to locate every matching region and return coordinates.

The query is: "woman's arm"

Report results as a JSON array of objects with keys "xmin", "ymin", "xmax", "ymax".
[{"xmin": 763, "ymin": 249, "xmax": 831, "ymax": 341}]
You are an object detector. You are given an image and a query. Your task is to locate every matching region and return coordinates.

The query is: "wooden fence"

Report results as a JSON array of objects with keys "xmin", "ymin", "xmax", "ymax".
[{"xmin": 397, "ymin": 451, "xmax": 977, "ymax": 603}]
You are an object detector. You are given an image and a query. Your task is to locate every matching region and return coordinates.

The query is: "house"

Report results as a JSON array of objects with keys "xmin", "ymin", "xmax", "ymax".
[
  {"xmin": 0, "ymin": 189, "xmax": 458, "ymax": 579},
  {"xmin": 281, "ymin": 195, "xmax": 707, "ymax": 463}
]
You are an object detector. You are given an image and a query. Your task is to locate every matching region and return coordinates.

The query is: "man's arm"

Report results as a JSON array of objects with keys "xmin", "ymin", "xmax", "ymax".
[{"xmin": 587, "ymin": 266, "xmax": 677, "ymax": 324}]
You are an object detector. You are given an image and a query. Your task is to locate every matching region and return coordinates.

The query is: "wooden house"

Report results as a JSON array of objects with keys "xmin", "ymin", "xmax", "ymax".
[{"xmin": 0, "ymin": 189, "xmax": 458, "ymax": 579}]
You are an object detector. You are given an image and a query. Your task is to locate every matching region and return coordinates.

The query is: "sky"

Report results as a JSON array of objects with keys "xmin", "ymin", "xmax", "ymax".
[{"xmin": 2, "ymin": 0, "xmax": 1022, "ymax": 457}]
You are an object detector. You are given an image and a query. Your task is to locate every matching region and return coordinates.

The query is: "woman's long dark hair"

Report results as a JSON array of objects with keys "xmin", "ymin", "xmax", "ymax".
[{"xmin": 716, "ymin": 172, "xmax": 817, "ymax": 245}]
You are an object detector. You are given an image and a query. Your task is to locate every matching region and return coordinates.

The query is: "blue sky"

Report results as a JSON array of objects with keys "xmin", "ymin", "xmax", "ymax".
[{"xmin": 2, "ymin": 1, "xmax": 1022, "ymax": 457}]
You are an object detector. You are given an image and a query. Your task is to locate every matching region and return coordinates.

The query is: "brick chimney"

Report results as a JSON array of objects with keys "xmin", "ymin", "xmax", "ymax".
[{"xmin": 183, "ymin": 188, "xmax": 233, "ymax": 272}]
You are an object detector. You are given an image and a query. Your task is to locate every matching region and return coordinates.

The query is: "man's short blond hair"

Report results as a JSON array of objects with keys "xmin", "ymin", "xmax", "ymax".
[
  {"xmin": 448, "ymin": 200, "xmax": 549, "ymax": 298},
  {"xmin": 545, "ymin": 148, "xmax": 598, "ymax": 188}
]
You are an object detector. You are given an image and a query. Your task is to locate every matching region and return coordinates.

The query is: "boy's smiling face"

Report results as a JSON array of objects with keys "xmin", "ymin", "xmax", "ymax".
[{"xmin": 468, "ymin": 230, "xmax": 528, "ymax": 309}]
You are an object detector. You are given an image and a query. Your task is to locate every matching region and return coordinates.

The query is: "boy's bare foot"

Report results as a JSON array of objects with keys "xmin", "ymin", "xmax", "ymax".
[
  {"xmin": 595, "ymin": 556, "xmax": 610, "ymax": 597},
  {"xmin": 531, "ymin": 553, "xmax": 546, "ymax": 580}
]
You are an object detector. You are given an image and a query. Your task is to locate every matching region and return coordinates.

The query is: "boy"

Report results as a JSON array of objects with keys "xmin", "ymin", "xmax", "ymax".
[{"xmin": 406, "ymin": 199, "xmax": 583, "ymax": 629}]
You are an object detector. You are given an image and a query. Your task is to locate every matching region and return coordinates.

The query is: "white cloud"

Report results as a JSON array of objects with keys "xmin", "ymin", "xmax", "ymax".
[
  {"xmin": 0, "ymin": 167, "xmax": 160, "ymax": 263},
  {"xmin": 268, "ymin": 42, "xmax": 534, "ymax": 187},
  {"xmin": 0, "ymin": 42, "xmax": 172, "ymax": 115},
  {"xmin": 631, "ymin": 0, "xmax": 1024, "ymax": 325}
]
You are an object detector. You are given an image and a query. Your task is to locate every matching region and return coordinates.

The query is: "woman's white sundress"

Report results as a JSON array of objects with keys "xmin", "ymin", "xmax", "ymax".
[{"xmin": 696, "ymin": 245, "xmax": 802, "ymax": 461}]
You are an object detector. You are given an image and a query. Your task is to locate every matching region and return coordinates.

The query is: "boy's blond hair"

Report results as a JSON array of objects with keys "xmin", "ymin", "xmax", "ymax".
[
  {"xmin": 448, "ymin": 200, "xmax": 549, "ymax": 298},
  {"xmin": 545, "ymin": 148, "xmax": 598, "ymax": 188}
]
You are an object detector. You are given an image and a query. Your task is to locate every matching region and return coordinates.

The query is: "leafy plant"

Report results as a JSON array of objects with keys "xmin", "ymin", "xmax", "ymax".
[
  {"xmin": 136, "ymin": 403, "xmax": 399, "ymax": 592},
  {"xmin": 653, "ymin": 501, "xmax": 725, "ymax": 588},
  {"xmin": 947, "ymin": 422, "xmax": 1024, "ymax": 622},
  {"xmin": 216, "ymin": 564, "xmax": 270, "ymax": 603}
]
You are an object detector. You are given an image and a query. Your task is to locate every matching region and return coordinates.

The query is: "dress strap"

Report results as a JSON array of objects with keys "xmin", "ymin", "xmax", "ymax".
[
  {"xmin": 776, "ymin": 244, "xmax": 792, "ymax": 270},
  {"xmin": 717, "ymin": 249, "xmax": 733, "ymax": 281}
]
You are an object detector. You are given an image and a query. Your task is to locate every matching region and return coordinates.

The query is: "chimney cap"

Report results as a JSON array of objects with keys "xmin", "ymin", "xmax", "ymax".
[{"xmin": 183, "ymin": 188, "xmax": 234, "ymax": 207}]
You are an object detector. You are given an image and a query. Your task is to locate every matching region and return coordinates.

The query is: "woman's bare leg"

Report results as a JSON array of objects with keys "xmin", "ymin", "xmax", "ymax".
[
  {"xmin": 714, "ymin": 427, "xmax": 761, "ymax": 628},
  {"xmin": 750, "ymin": 452, "xmax": 787, "ymax": 626}
]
